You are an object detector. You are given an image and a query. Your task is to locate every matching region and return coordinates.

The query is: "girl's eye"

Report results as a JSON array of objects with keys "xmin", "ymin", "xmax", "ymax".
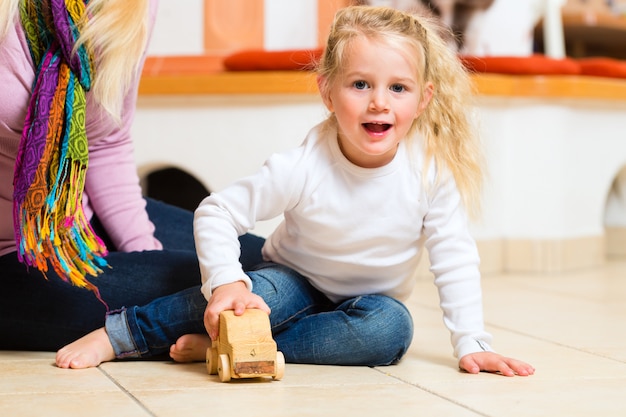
[
  {"xmin": 353, "ymin": 80, "xmax": 368, "ymax": 90},
  {"xmin": 390, "ymin": 84, "xmax": 405, "ymax": 93}
]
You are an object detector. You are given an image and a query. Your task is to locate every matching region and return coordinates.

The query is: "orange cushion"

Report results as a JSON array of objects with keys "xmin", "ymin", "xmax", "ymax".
[
  {"xmin": 578, "ymin": 57, "xmax": 626, "ymax": 79},
  {"xmin": 224, "ymin": 50, "xmax": 626, "ymax": 81},
  {"xmin": 459, "ymin": 54, "xmax": 581, "ymax": 75},
  {"xmin": 224, "ymin": 48, "xmax": 323, "ymax": 71}
]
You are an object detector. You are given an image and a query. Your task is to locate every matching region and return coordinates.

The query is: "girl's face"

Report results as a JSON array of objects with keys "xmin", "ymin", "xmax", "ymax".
[{"xmin": 320, "ymin": 35, "xmax": 433, "ymax": 168}]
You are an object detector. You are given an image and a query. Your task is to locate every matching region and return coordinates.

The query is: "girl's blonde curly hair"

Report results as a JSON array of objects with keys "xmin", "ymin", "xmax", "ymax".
[{"xmin": 317, "ymin": 5, "xmax": 484, "ymax": 216}]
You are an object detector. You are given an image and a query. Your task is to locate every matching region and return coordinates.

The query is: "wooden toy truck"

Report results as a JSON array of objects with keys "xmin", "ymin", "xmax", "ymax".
[{"xmin": 206, "ymin": 309, "xmax": 285, "ymax": 382}]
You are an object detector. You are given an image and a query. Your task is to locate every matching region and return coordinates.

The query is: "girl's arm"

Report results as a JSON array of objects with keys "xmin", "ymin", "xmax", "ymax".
[
  {"xmin": 423, "ymin": 172, "xmax": 492, "ymax": 359},
  {"xmin": 194, "ymin": 148, "xmax": 302, "ymax": 337},
  {"xmin": 424, "ymin": 172, "xmax": 534, "ymax": 376},
  {"xmin": 194, "ymin": 148, "xmax": 302, "ymax": 300}
]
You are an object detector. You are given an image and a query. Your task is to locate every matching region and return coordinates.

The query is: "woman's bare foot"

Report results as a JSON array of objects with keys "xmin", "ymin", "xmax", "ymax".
[
  {"xmin": 169, "ymin": 334, "xmax": 212, "ymax": 363},
  {"xmin": 55, "ymin": 327, "xmax": 115, "ymax": 369}
]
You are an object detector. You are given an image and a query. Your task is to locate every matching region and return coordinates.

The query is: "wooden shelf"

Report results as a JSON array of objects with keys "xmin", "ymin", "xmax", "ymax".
[
  {"xmin": 139, "ymin": 67, "xmax": 626, "ymax": 101},
  {"xmin": 139, "ymin": 70, "xmax": 318, "ymax": 95},
  {"xmin": 471, "ymin": 73, "xmax": 626, "ymax": 100}
]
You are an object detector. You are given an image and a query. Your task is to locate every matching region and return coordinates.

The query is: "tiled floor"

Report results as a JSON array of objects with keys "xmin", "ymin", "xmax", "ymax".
[{"xmin": 2, "ymin": 259, "xmax": 626, "ymax": 416}]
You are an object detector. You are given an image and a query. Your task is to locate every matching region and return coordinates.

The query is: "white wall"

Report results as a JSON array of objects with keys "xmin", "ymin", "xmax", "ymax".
[
  {"xmin": 149, "ymin": 0, "xmax": 205, "ymax": 55},
  {"xmin": 133, "ymin": 95, "xmax": 328, "ymax": 236},
  {"xmin": 265, "ymin": 0, "xmax": 318, "ymax": 50},
  {"xmin": 148, "ymin": 0, "xmax": 319, "ymax": 56},
  {"xmin": 474, "ymin": 97, "xmax": 626, "ymax": 240}
]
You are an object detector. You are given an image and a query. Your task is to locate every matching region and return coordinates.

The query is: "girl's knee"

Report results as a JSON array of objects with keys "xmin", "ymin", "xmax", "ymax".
[
  {"xmin": 345, "ymin": 295, "xmax": 414, "ymax": 365},
  {"xmin": 348, "ymin": 294, "xmax": 413, "ymax": 332}
]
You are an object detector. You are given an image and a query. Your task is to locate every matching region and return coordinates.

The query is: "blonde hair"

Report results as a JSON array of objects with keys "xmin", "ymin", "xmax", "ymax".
[
  {"xmin": 317, "ymin": 5, "xmax": 483, "ymax": 216},
  {"xmin": 0, "ymin": 0, "xmax": 150, "ymax": 121}
]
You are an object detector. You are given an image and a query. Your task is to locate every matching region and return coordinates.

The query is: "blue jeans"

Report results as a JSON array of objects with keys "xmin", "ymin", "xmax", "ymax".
[
  {"xmin": 0, "ymin": 198, "xmax": 265, "ymax": 351},
  {"xmin": 109, "ymin": 262, "xmax": 414, "ymax": 366}
]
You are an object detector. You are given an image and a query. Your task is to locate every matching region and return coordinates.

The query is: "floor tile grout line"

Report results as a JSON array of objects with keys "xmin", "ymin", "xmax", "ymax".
[
  {"xmin": 371, "ymin": 367, "xmax": 491, "ymax": 417},
  {"xmin": 97, "ymin": 366, "xmax": 157, "ymax": 417},
  {"xmin": 486, "ymin": 282, "xmax": 626, "ymax": 306},
  {"xmin": 486, "ymin": 322, "xmax": 626, "ymax": 365}
]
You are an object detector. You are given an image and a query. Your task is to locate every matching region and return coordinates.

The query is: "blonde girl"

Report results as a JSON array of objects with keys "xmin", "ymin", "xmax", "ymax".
[
  {"xmin": 56, "ymin": 6, "xmax": 534, "ymax": 377},
  {"xmin": 317, "ymin": 4, "xmax": 483, "ymax": 217}
]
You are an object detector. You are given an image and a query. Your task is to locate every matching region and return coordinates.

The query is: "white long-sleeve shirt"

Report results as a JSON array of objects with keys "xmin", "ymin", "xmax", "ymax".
[{"xmin": 194, "ymin": 120, "xmax": 493, "ymax": 358}]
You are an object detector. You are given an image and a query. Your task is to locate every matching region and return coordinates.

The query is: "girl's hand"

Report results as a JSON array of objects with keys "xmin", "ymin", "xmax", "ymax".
[
  {"xmin": 203, "ymin": 281, "xmax": 270, "ymax": 340},
  {"xmin": 459, "ymin": 352, "xmax": 535, "ymax": 377}
]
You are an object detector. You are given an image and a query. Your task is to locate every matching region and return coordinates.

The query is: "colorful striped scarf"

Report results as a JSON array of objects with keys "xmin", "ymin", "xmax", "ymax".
[{"xmin": 13, "ymin": 0, "xmax": 108, "ymax": 296}]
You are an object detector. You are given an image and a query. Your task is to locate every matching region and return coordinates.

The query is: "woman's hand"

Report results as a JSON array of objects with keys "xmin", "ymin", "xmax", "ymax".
[
  {"xmin": 459, "ymin": 351, "xmax": 535, "ymax": 377},
  {"xmin": 203, "ymin": 281, "xmax": 270, "ymax": 340}
]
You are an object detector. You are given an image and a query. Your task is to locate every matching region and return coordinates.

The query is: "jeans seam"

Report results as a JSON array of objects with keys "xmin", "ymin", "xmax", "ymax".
[{"xmin": 272, "ymin": 304, "xmax": 321, "ymax": 330}]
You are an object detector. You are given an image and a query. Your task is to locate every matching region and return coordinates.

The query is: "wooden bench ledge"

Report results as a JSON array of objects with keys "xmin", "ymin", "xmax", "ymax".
[{"xmin": 139, "ymin": 56, "xmax": 626, "ymax": 100}]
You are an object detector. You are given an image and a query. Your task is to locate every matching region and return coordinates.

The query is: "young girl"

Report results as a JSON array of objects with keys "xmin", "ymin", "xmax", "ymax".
[{"xmin": 57, "ymin": 5, "xmax": 534, "ymax": 377}]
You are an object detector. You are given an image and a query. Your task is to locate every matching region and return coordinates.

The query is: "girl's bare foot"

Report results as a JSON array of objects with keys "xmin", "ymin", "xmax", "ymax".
[
  {"xmin": 170, "ymin": 334, "xmax": 212, "ymax": 363},
  {"xmin": 55, "ymin": 328, "xmax": 115, "ymax": 369}
]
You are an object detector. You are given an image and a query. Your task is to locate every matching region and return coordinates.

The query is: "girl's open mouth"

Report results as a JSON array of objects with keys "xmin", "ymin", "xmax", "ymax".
[{"xmin": 363, "ymin": 122, "xmax": 391, "ymax": 133}]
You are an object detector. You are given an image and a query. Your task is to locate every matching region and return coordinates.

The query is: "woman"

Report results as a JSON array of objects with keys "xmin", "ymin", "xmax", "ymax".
[{"xmin": 0, "ymin": 0, "xmax": 264, "ymax": 351}]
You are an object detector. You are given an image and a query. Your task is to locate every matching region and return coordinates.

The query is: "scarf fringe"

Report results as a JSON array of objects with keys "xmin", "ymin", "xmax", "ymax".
[{"xmin": 16, "ymin": 159, "xmax": 109, "ymax": 291}]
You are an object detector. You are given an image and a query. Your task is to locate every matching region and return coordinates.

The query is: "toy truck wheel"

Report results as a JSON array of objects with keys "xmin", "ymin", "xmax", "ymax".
[
  {"xmin": 217, "ymin": 354, "xmax": 231, "ymax": 382},
  {"xmin": 273, "ymin": 351, "xmax": 285, "ymax": 381},
  {"xmin": 206, "ymin": 347, "xmax": 218, "ymax": 375}
]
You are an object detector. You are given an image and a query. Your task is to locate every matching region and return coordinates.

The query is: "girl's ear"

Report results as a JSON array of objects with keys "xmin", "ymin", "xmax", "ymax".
[
  {"xmin": 317, "ymin": 75, "xmax": 334, "ymax": 112},
  {"xmin": 416, "ymin": 81, "xmax": 434, "ymax": 118}
]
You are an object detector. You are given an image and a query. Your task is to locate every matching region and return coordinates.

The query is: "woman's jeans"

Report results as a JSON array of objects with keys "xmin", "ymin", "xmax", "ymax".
[
  {"xmin": 108, "ymin": 263, "xmax": 415, "ymax": 366},
  {"xmin": 0, "ymin": 198, "xmax": 265, "ymax": 351}
]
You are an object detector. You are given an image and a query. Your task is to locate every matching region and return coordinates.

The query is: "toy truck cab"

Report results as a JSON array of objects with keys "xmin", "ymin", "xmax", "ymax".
[{"xmin": 206, "ymin": 309, "xmax": 285, "ymax": 382}]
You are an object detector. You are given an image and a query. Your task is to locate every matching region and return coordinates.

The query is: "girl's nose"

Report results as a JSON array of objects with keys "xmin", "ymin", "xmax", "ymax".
[{"xmin": 369, "ymin": 89, "xmax": 390, "ymax": 112}]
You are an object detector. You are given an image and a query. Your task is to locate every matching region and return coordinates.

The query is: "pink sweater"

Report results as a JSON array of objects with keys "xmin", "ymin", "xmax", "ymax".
[{"xmin": 0, "ymin": 3, "xmax": 162, "ymax": 257}]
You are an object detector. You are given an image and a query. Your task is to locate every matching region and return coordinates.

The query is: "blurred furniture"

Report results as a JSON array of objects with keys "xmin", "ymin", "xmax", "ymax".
[{"xmin": 536, "ymin": 6, "xmax": 626, "ymax": 58}]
